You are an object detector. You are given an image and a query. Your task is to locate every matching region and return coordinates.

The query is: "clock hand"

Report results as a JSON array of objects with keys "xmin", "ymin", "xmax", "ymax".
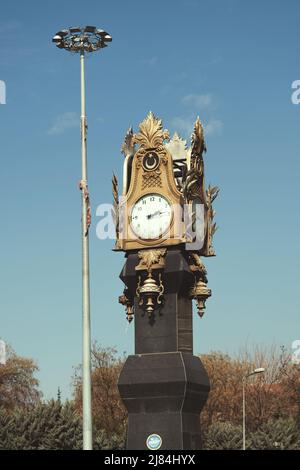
[
  {"xmin": 147, "ymin": 211, "xmax": 168, "ymax": 220},
  {"xmin": 147, "ymin": 210, "xmax": 160, "ymax": 220}
]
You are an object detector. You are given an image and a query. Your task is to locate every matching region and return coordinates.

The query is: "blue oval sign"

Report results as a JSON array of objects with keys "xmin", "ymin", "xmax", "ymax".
[{"xmin": 146, "ymin": 433, "xmax": 162, "ymax": 450}]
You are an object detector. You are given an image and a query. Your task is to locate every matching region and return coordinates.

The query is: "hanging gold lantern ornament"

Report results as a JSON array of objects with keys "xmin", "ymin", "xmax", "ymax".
[
  {"xmin": 135, "ymin": 249, "xmax": 166, "ymax": 317},
  {"xmin": 136, "ymin": 272, "xmax": 164, "ymax": 316}
]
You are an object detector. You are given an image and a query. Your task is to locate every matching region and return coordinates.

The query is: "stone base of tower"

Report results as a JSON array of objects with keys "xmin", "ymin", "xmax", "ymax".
[{"xmin": 118, "ymin": 352, "xmax": 210, "ymax": 450}]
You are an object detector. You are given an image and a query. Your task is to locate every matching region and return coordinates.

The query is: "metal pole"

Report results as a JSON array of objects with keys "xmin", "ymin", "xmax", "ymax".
[
  {"xmin": 242, "ymin": 377, "xmax": 246, "ymax": 450},
  {"xmin": 52, "ymin": 26, "xmax": 112, "ymax": 451},
  {"xmin": 80, "ymin": 49, "xmax": 93, "ymax": 450}
]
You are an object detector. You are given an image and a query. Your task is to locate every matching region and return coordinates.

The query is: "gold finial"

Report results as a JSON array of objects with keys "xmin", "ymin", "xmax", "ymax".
[
  {"xmin": 133, "ymin": 112, "xmax": 170, "ymax": 149},
  {"xmin": 121, "ymin": 127, "xmax": 135, "ymax": 157},
  {"xmin": 191, "ymin": 116, "xmax": 206, "ymax": 158}
]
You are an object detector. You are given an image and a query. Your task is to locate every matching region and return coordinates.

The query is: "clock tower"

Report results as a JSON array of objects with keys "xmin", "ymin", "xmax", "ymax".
[{"xmin": 113, "ymin": 112, "xmax": 218, "ymax": 450}]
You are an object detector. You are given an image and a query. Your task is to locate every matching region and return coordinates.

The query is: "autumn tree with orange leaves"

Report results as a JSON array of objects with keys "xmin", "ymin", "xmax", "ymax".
[
  {"xmin": 0, "ymin": 345, "xmax": 41, "ymax": 411},
  {"xmin": 201, "ymin": 345, "xmax": 300, "ymax": 433},
  {"xmin": 73, "ymin": 344, "xmax": 127, "ymax": 442}
]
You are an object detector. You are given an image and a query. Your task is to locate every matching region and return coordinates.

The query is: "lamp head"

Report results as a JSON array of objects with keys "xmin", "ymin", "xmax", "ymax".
[{"xmin": 52, "ymin": 26, "xmax": 112, "ymax": 53}]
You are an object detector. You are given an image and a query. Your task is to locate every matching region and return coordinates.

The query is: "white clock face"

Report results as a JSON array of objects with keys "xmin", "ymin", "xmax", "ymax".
[{"xmin": 130, "ymin": 193, "xmax": 172, "ymax": 240}]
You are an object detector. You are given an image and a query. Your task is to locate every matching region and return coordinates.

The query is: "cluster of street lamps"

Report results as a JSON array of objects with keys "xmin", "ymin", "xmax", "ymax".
[{"xmin": 52, "ymin": 26, "xmax": 112, "ymax": 52}]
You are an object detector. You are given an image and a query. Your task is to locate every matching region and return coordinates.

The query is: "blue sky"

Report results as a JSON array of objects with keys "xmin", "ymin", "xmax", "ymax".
[{"xmin": 0, "ymin": 0, "xmax": 300, "ymax": 400}]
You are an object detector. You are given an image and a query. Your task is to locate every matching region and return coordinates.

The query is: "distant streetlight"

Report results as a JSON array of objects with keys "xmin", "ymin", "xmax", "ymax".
[
  {"xmin": 242, "ymin": 367, "xmax": 265, "ymax": 450},
  {"xmin": 52, "ymin": 26, "xmax": 112, "ymax": 450}
]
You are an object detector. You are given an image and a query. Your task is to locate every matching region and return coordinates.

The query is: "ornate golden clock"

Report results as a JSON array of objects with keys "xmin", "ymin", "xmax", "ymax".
[
  {"xmin": 112, "ymin": 112, "xmax": 218, "ymax": 256},
  {"xmin": 112, "ymin": 113, "xmax": 184, "ymax": 250}
]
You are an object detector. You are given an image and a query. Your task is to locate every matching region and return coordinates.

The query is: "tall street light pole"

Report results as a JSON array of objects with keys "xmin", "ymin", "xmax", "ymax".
[
  {"xmin": 52, "ymin": 26, "xmax": 112, "ymax": 450},
  {"xmin": 242, "ymin": 367, "xmax": 265, "ymax": 450}
]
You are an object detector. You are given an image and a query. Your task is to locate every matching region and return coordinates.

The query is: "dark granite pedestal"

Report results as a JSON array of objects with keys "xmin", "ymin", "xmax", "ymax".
[{"xmin": 118, "ymin": 250, "xmax": 210, "ymax": 450}]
